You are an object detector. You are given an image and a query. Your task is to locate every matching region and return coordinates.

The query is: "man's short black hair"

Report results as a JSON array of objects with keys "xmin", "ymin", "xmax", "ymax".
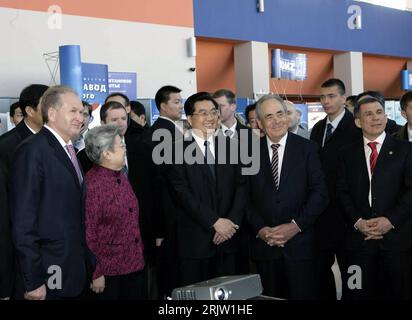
[
  {"xmin": 100, "ymin": 101, "xmax": 127, "ymax": 123},
  {"xmin": 130, "ymin": 101, "xmax": 146, "ymax": 117},
  {"xmin": 400, "ymin": 91, "xmax": 412, "ymax": 111},
  {"xmin": 321, "ymin": 78, "xmax": 346, "ymax": 95},
  {"xmin": 356, "ymin": 91, "xmax": 385, "ymax": 110},
  {"xmin": 184, "ymin": 92, "xmax": 218, "ymax": 116},
  {"xmin": 82, "ymin": 101, "xmax": 93, "ymax": 116},
  {"xmin": 155, "ymin": 85, "xmax": 181, "ymax": 111},
  {"xmin": 104, "ymin": 92, "xmax": 130, "ymax": 107},
  {"xmin": 244, "ymin": 103, "xmax": 256, "ymax": 124},
  {"xmin": 9, "ymin": 102, "xmax": 21, "ymax": 117},
  {"xmin": 19, "ymin": 84, "xmax": 49, "ymax": 118}
]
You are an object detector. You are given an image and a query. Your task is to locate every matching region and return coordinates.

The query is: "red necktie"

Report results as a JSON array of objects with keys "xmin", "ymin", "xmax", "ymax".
[{"xmin": 367, "ymin": 142, "xmax": 378, "ymax": 175}]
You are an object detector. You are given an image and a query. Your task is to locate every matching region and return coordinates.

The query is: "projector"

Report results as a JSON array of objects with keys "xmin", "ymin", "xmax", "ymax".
[{"xmin": 171, "ymin": 274, "xmax": 263, "ymax": 300}]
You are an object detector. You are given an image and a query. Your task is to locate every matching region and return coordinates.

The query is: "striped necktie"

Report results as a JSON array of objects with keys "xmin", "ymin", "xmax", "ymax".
[{"xmin": 271, "ymin": 143, "xmax": 280, "ymax": 189}]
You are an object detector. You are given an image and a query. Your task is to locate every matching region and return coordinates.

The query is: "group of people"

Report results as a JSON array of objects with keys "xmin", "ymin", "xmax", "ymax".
[{"xmin": 0, "ymin": 78, "xmax": 411, "ymax": 300}]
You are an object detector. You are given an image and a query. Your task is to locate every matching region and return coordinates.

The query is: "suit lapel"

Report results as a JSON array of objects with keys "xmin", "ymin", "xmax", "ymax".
[
  {"xmin": 278, "ymin": 135, "xmax": 295, "ymax": 189},
  {"xmin": 41, "ymin": 128, "xmax": 82, "ymax": 189},
  {"xmin": 354, "ymin": 140, "xmax": 371, "ymax": 203},
  {"xmin": 323, "ymin": 110, "xmax": 354, "ymax": 147},
  {"xmin": 373, "ymin": 135, "xmax": 395, "ymax": 177},
  {"xmin": 259, "ymin": 137, "xmax": 277, "ymax": 191}
]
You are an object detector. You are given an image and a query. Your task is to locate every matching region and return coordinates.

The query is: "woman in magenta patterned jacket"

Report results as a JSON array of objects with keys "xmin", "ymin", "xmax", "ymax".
[{"xmin": 84, "ymin": 124, "xmax": 145, "ymax": 299}]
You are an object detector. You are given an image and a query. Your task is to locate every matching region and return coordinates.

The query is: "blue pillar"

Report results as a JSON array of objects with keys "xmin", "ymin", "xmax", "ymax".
[{"xmin": 59, "ymin": 45, "xmax": 83, "ymax": 97}]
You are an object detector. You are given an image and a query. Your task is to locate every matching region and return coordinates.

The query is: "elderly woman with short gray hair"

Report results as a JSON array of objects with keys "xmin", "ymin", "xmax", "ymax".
[{"xmin": 84, "ymin": 124, "xmax": 145, "ymax": 300}]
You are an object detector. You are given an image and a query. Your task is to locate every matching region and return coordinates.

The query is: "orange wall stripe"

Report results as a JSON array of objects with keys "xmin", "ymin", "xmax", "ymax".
[{"xmin": 0, "ymin": 0, "xmax": 193, "ymax": 28}]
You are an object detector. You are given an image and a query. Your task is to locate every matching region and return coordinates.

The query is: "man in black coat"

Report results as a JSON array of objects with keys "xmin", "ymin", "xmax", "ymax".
[
  {"xmin": 0, "ymin": 84, "xmax": 48, "ymax": 299},
  {"xmin": 337, "ymin": 97, "xmax": 412, "ymax": 300},
  {"xmin": 167, "ymin": 92, "xmax": 247, "ymax": 286},
  {"xmin": 248, "ymin": 94, "xmax": 328, "ymax": 299},
  {"xmin": 310, "ymin": 78, "xmax": 361, "ymax": 299},
  {"xmin": 11, "ymin": 86, "xmax": 94, "ymax": 300}
]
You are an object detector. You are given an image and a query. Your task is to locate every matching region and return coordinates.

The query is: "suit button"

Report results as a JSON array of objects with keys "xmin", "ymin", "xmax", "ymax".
[
  {"xmin": 129, "ymin": 208, "xmax": 133, "ymax": 213},
  {"xmin": 135, "ymin": 238, "xmax": 139, "ymax": 244},
  {"xmin": 117, "ymin": 179, "xmax": 121, "ymax": 185}
]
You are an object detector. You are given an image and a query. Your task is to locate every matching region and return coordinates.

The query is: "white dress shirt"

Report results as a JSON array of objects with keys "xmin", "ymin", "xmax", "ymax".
[
  {"xmin": 192, "ymin": 131, "xmax": 215, "ymax": 159},
  {"xmin": 322, "ymin": 108, "xmax": 345, "ymax": 146},
  {"xmin": 363, "ymin": 131, "xmax": 386, "ymax": 207},
  {"xmin": 266, "ymin": 132, "xmax": 288, "ymax": 186},
  {"xmin": 408, "ymin": 126, "xmax": 412, "ymax": 142}
]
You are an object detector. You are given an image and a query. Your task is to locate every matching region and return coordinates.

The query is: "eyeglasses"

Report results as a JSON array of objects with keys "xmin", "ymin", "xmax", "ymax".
[{"xmin": 192, "ymin": 109, "xmax": 219, "ymax": 117}]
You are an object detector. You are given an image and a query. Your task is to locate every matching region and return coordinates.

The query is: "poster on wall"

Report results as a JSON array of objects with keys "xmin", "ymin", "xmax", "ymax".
[
  {"xmin": 108, "ymin": 72, "xmax": 137, "ymax": 101},
  {"xmin": 271, "ymin": 49, "xmax": 307, "ymax": 81},
  {"xmin": 82, "ymin": 63, "xmax": 109, "ymax": 105},
  {"xmin": 81, "ymin": 63, "xmax": 109, "ymax": 129},
  {"xmin": 307, "ymin": 104, "xmax": 326, "ymax": 130}
]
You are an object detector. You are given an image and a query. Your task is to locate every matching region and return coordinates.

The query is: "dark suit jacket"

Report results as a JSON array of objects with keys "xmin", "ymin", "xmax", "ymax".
[
  {"xmin": 10, "ymin": 127, "xmax": 93, "ymax": 297},
  {"xmin": 310, "ymin": 109, "xmax": 362, "ymax": 248},
  {"xmin": 394, "ymin": 123, "xmax": 409, "ymax": 141},
  {"xmin": 247, "ymin": 133, "xmax": 329, "ymax": 261},
  {"xmin": 167, "ymin": 133, "xmax": 247, "ymax": 260},
  {"xmin": 337, "ymin": 135, "xmax": 412, "ymax": 252},
  {"xmin": 145, "ymin": 117, "xmax": 184, "ymax": 259},
  {"xmin": 0, "ymin": 121, "xmax": 33, "ymax": 298}
]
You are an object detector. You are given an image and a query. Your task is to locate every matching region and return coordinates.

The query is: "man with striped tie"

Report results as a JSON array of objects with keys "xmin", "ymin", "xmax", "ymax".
[
  {"xmin": 337, "ymin": 97, "xmax": 412, "ymax": 300},
  {"xmin": 246, "ymin": 94, "xmax": 328, "ymax": 300}
]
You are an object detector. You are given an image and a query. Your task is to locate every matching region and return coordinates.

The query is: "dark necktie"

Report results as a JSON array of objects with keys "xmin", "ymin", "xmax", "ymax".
[
  {"xmin": 65, "ymin": 144, "xmax": 83, "ymax": 184},
  {"xmin": 367, "ymin": 141, "xmax": 379, "ymax": 175},
  {"xmin": 204, "ymin": 140, "xmax": 216, "ymax": 180},
  {"xmin": 271, "ymin": 143, "xmax": 280, "ymax": 189},
  {"xmin": 324, "ymin": 123, "xmax": 333, "ymax": 145}
]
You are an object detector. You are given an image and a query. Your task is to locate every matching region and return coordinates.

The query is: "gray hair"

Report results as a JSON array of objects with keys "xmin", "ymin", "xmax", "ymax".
[
  {"xmin": 255, "ymin": 94, "xmax": 287, "ymax": 120},
  {"xmin": 40, "ymin": 85, "xmax": 78, "ymax": 123},
  {"xmin": 85, "ymin": 124, "xmax": 120, "ymax": 164}
]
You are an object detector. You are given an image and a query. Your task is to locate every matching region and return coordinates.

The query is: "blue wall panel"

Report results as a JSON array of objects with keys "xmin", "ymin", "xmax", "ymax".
[{"xmin": 194, "ymin": 0, "xmax": 412, "ymax": 57}]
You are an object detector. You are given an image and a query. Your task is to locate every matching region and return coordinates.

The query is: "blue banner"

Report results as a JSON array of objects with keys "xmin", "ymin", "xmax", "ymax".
[
  {"xmin": 81, "ymin": 63, "xmax": 109, "ymax": 105},
  {"xmin": 108, "ymin": 72, "xmax": 137, "ymax": 100},
  {"xmin": 401, "ymin": 70, "xmax": 412, "ymax": 90},
  {"xmin": 271, "ymin": 49, "xmax": 307, "ymax": 81}
]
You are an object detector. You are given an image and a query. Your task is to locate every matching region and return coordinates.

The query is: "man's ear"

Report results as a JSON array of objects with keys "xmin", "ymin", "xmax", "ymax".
[
  {"xmin": 354, "ymin": 117, "xmax": 361, "ymax": 129},
  {"xmin": 401, "ymin": 110, "xmax": 407, "ymax": 120},
  {"xmin": 48, "ymin": 107, "xmax": 57, "ymax": 123},
  {"xmin": 187, "ymin": 115, "xmax": 193, "ymax": 127}
]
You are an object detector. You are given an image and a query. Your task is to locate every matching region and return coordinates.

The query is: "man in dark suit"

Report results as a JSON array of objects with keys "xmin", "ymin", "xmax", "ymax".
[
  {"xmin": 337, "ymin": 97, "xmax": 412, "ymax": 300},
  {"xmin": 145, "ymin": 85, "xmax": 184, "ymax": 298},
  {"xmin": 213, "ymin": 89, "xmax": 253, "ymax": 275},
  {"xmin": 395, "ymin": 91, "xmax": 412, "ymax": 142},
  {"xmin": 10, "ymin": 86, "xmax": 93, "ymax": 300},
  {"xmin": 167, "ymin": 92, "xmax": 246, "ymax": 286},
  {"xmin": 0, "ymin": 84, "xmax": 49, "ymax": 299},
  {"xmin": 310, "ymin": 78, "xmax": 361, "ymax": 299},
  {"xmin": 248, "ymin": 94, "xmax": 328, "ymax": 299}
]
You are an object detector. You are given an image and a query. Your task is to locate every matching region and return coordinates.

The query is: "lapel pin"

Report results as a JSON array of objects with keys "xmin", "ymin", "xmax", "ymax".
[{"xmin": 389, "ymin": 151, "xmax": 393, "ymax": 155}]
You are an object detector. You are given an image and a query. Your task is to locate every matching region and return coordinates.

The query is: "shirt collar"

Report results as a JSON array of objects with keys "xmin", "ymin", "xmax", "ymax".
[
  {"xmin": 363, "ymin": 131, "xmax": 386, "ymax": 147},
  {"xmin": 221, "ymin": 121, "xmax": 237, "ymax": 133},
  {"xmin": 266, "ymin": 132, "xmax": 288, "ymax": 150},
  {"xmin": 44, "ymin": 124, "xmax": 73, "ymax": 148},
  {"xmin": 24, "ymin": 120, "xmax": 37, "ymax": 134},
  {"xmin": 407, "ymin": 125, "xmax": 412, "ymax": 141},
  {"xmin": 192, "ymin": 130, "xmax": 214, "ymax": 148},
  {"xmin": 326, "ymin": 108, "xmax": 346, "ymax": 129}
]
